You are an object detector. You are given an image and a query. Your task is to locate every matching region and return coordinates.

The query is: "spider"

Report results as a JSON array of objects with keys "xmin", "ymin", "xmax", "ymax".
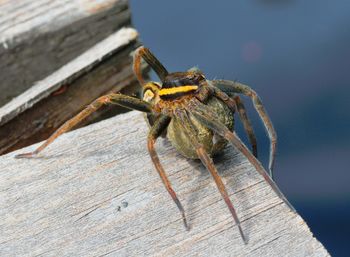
[{"xmin": 16, "ymin": 46, "xmax": 294, "ymax": 244}]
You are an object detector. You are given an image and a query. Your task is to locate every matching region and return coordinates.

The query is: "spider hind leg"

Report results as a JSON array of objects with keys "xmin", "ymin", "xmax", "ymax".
[
  {"xmin": 190, "ymin": 101, "xmax": 295, "ymax": 213},
  {"xmin": 176, "ymin": 109, "xmax": 247, "ymax": 244},
  {"xmin": 211, "ymin": 80, "xmax": 276, "ymax": 179},
  {"xmin": 210, "ymin": 85, "xmax": 258, "ymax": 158}
]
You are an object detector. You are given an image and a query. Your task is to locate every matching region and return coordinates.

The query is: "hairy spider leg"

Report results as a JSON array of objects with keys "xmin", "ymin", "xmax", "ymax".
[
  {"xmin": 211, "ymin": 80, "xmax": 277, "ymax": 179},
  {"xmin": 190, "ymin": 100, "xmax": 295, "ymax": 213},
  {"xmin": 147, "ymin": 115, "xmax": 190, "ymax": 230},
  {"xmin": 176, "ymin": 110, "xmax": 247, "ymax": 244},
  {"xmin": 15, "ymin": 94, "xmax": 152, "ymax": 158},
  {"xmin": 133, "ymin": 46, "xmax": 169, "ymax": 85},
  {"xmin": 234, "ymin": 96, "xmax": 258, "ymax": 158},
  {"xmin": 210, "ymin": 85, "xmax": 258, "ymax": 158}
]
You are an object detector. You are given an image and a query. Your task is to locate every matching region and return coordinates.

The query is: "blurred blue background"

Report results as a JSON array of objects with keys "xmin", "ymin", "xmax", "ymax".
[{"xmin": 130, "ymin": 1, "xmax": 350, "ymax": 256}]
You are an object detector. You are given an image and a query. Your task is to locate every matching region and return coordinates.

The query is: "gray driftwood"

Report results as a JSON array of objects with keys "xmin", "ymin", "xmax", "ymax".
[
  {"xmin": 0, "ymin": 0, "xmax": 130, "ymax": 107},
  {"xmin": 0, "ymin": 27, "xmax": 140, "ymax": 155},
  {"xmin": 0, "ymin": 111, "xmax": 330, "ymax": 257}
]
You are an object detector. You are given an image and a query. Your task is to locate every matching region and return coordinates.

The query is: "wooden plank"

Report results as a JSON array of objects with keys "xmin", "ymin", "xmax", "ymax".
[
  {"xmin": 0, "ymin": 111, "xmax": 330, "ymax": 257},
  {"xmin": 0, "ymin": 27, "xmax": 141, "ymax": 155},
  {"xmin": 0, "ymin": 27, "xmax": 138, "ymax": 126},
  {"xmin": 0, "ymin": 0, "xmax": 130, "ymax": 107}
]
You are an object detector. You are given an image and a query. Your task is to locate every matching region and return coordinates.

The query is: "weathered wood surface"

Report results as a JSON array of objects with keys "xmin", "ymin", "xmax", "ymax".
[
  {"xmin": 0, "ymin": 0, "xmax": 130, "ymax": 107},
  {"xmin": 0, "ymin": 111, "xmax": 330, "ymax": 257},
  {"xmin": 0, "ymin": 27, "xmax": 141, "ymax": 155}
]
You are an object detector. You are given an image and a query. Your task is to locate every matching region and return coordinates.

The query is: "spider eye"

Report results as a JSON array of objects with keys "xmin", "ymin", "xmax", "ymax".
[{"xmin": 189, "ymin": 72, "xmax": 205, "ymax": 84}]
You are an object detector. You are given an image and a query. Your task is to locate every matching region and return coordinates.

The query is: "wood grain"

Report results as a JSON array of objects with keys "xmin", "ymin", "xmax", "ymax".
[
  {"xmin": 0, "ymin": 27, "xmax": 141, "ymax": 155},
  {"xmin": 0, "ymin": 111, "xmax": 330, "ymax": 257},
  {"xmin": 0, "ymin": 0, "xmax": 130, "ymax": 106}
]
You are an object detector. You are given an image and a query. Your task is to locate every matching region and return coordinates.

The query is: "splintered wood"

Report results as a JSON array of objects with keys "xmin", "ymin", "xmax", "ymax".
[{"xmin": 0, "ymin": 111, "xmax": 330, "ymax": 257}]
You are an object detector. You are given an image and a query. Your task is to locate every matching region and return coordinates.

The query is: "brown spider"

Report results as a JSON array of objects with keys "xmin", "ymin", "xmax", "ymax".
[{"xmin": 16, "ymin": 46, "xmax": 294, "ymax": 243}]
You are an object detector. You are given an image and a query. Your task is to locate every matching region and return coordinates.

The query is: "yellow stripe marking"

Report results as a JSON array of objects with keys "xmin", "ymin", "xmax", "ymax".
[{"xmin": 159, "ymin": 85, "xmax": 198, "ymax": 96}]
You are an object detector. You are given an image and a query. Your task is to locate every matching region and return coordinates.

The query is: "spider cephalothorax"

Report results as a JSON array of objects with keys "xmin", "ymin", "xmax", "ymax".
[
  {"xmin": 16, "ymin": 46, "xmax": 294, "ymax": 244},
  {"xmin": 143, "ymin": 71, "xmax": 234, "ymax": 159}
]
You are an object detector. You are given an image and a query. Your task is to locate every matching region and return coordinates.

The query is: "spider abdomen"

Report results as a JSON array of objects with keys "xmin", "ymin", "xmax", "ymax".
[{"xmin": 167, "ymin": 97, "xmax": 234, "ymax": 159}]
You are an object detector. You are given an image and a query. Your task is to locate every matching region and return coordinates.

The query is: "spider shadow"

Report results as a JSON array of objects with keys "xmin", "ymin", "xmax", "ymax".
[
  {"xmin": 17, "ymin": 144, "xmax": 124, "ymax": 164},
  {"xmin": 14, "ymin": 153, "xmax": 66, "ymax": 160}
]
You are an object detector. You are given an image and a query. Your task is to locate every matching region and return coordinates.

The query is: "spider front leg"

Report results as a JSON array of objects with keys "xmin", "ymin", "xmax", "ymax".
[
  {"xmin": 211, "ymin": 80, "xmax": 276, "ymax": 179},
  {"xmin": 176, "ymin": 110, "xmax": 247, "ymax": 244},
  {"xmin": 190, "ymin": 101, "xmax": 295, "ymax": 213},
  {"xmin": 133, "ymin": 46, "xmax": 169, "ymax": 85},
  {"xmin": 15, "ymin": 94, "xmax": 152, "ymax": 158},
  {"xmin": 147, "ymin": 115, "xmax": 190, "ymax": 230}
]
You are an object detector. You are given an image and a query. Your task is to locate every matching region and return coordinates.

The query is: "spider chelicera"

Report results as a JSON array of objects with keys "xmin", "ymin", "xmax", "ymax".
[{"xmin": 16, "ymin": 46, "xmax": 294, "ymax": 243}]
